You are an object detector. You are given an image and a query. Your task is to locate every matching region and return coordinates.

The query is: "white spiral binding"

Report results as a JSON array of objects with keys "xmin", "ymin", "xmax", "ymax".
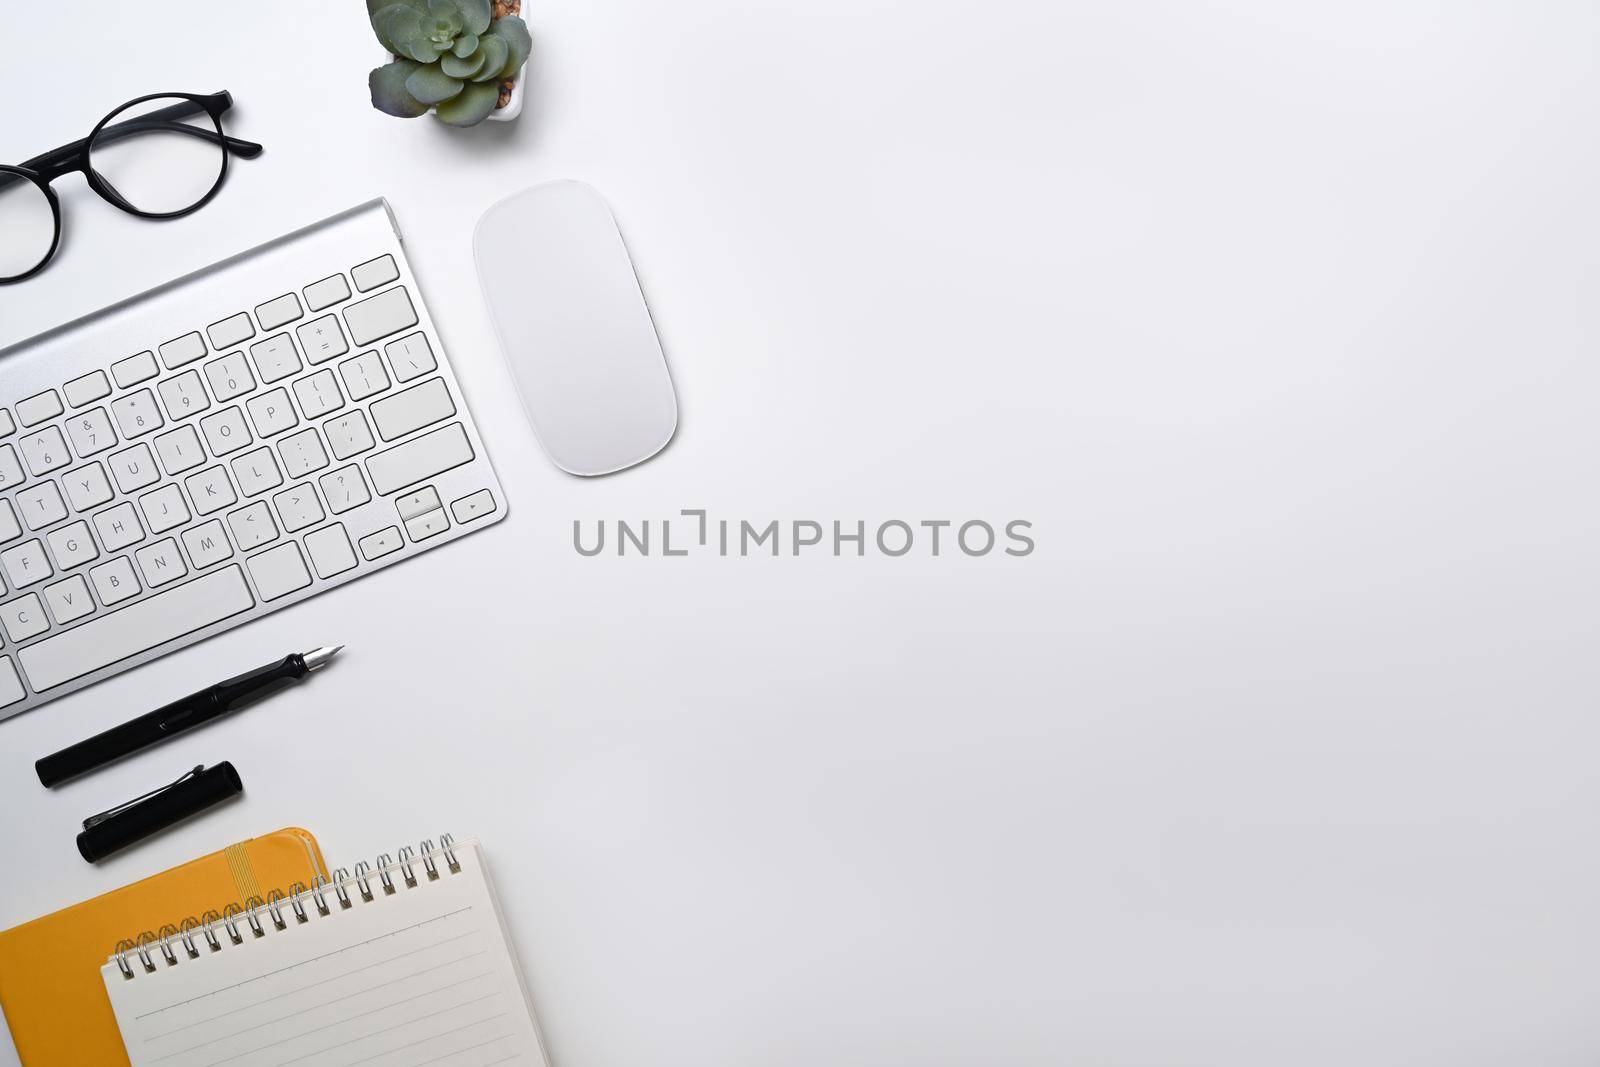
[{"xmin": 111, "ymin": 834, "xmax": 460, "ymax": 980}]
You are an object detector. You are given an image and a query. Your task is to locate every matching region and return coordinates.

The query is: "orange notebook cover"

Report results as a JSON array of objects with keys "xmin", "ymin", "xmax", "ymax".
[{"xmin": 0, "ymin": 827, "xmax": 325, "ymax": 1066}]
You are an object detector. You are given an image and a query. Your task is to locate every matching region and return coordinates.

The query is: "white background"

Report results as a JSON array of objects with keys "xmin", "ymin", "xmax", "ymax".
[{"xmin": 2, "ymin": 2, "xmax": 1597, "ymax": 1064}]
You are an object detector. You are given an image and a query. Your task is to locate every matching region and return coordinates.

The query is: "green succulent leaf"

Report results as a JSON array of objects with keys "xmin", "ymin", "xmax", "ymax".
[
  {"xmin": 369, "ymin": 60, "xmax": 429, "ymax": 118},
  {"xmin": 427, "ymin": 0, "xmax": 464, "ymax": 35},
  {"xmin": 372, "ymin": 4, "xmax": 422, "ymax": 53},
  {"xmin": 387, "ymin": 11, "xmax": 448, "ymax": 62},
  {"xmin": 487, "ymin": 17, "xmax": 531, "ymax": 80},
  {"xmin": 368, "ymin": 0, "xmax": 427, "ymax": 18},
  {"xmin": 441, "ymin": 49, "xmax": 487, "ymax": 80},
  {"xmin": 435, "ymin": 80, "xmax": 500, "ymax": 127},
  {"xmin": 405, "ymin": 63, "xmax": 466, "ymax": 104},
  {"xmin": 470, "ymin": 35, "xmax": 509, "ymax": 82},
  {"xmin": 456, "ymin": 0, "xmax": 492, "ymax": 36},
  {"xmin": 452, "ymin": 32, "xmax": 479, "ymax": 58}
]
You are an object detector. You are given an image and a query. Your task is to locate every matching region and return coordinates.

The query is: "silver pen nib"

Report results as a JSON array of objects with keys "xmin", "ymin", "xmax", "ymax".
[{"xmin": 303, "ymin": 645, "xmax": 344, "ymax": 672}]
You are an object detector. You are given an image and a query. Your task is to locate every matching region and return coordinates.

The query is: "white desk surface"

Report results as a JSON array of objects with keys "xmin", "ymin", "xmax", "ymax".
[{"xmin": 2, "ymin": 3, "xmax": 1598, "ymax": 1064}]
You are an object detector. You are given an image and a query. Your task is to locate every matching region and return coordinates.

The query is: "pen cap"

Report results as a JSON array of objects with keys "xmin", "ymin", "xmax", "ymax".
[{"xmin": 77, "ymin": 762, "xmax": 244, "ymax": 863}]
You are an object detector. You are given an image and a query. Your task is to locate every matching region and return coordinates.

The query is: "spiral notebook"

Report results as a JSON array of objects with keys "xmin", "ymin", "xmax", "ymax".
[{"xmin": 100, "ymin": 836, "xmax": 549, "ymax": 1067}]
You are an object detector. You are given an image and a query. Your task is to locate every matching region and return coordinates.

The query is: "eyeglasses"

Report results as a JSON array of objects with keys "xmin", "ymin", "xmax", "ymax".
[{"xmin": 0, "ymin": 91, "xmax": 262, "ymax": 285}]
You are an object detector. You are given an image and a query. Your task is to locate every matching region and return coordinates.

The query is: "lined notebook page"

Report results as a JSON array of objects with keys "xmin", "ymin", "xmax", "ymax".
[{"xmin": 101, "ymin": 841, "xmax": 548, "ymax": 1067}]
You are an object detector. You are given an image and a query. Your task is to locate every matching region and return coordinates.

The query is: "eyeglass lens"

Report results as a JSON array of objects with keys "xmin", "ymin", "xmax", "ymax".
[
  {"xmin": 0, "ymin": 172, "xmax": 54, "ymax": 279},
  {"xmin": 89, "ymin": 96, "xmax": 226, "ymax": 216}
]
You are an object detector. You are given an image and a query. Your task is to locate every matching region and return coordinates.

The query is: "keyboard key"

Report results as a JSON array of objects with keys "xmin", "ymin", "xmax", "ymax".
[
  {"xmin": 228, "ymin": 501, "xmax": 278, "ymax": 551},
  {"xmin": 405, "ymin": 508, "xmax": 450, "ymax": 542},
  {"xmin": 184, "ymin": 465, "xmax": 238, "ymax": 516},
  {"xmin": 89, "ymin": 555, "xmax": 141, "ymax": 606},
  {"xmin": 154, "ymin": 424, "xmax": 206, "ymax": 475},
  {"xmin": 0, "ymin": 445, "xmax": 22, "ymax": 490},
  {"xmin": 43, "ymin": 574, "xmax": 94, "ymax": 625},
  {"xmin": 273, "ymin": 483, "xmax": 324, "ymax": 533},
  {"xmin": 256, "ymin": 292, "xmax": 304, "ymax": 331},
  {"xmin": 305, "ymin": 523, "xmax": 357, "ymax": 579},
  {"xmin": 64, "ymin": 408, "xmax": 117, "ymax": 458},
  {"xmin": 158, "ymin": 370, "xmax": 211, "ymax": 420},
  {"xmin": 93, "ymin": 502, "xmax": 145, "ymax": 552},
  {"xmin": 232, "ymin": 447, "xmax": 284, "ymax": 497},
  {"xmin": 19, "ymin": 565, "xmax": 254, "ymax": 691},
  {"xmin": 19, "ymin": 426, "xmax": 70, "ymax": 476},
  {"xmin": 359, "ymin": 526, "xmax": 403, "ymax": 561},
  {"xmin": 293, "ymin": 369, "xmax": 345, "ymax": 419},
  {"xmin": 325, "ymin": 410, "xmax": 375, "ymax": 461},
  {"xmin": 63, "ymin": 371, "xmax": 111, "ymax": 408},
  {"xmin": 395, "ymin": 486, "xmax": 441, "ymax": 521},
  {"xmin": 247, "ymin": 542, "xmax": 311, "ymax": 602},
  {"xmin": 451, "ymin": 489, "xmax": 497, "ymax": 524},
  {"xmin": 338, "ymin": 350, "xmax": 390, "ymax": 401},
  {"xmin": 17, "ymin": 390, "xmax": 63, "ymax": 427},
  {"xmin": 206, "ymin": 312, "xmax": 255, "ymax": 350},
  {"xmin": 200, "ymin": 406, "xmax": 253, "ymax": 456},
  {"xmin": 181, "ymin": 519, "xmax": 234, "ymax": 569},
  {"xmin": 0, "ymin": 658, "xmax": 25, "ymax": 708},
  {"xmin": 0, "ymin": 501, "xmax": 20, "ymax": 543},
  {"xmin": 204, "ymin": 351, "xmax": 256, "ymax": 402},
  {"xmin": 246, "ymin": 388, "xmax": 299, "ymax": 438},
  {"xmin": 296, "ymin": 315, "xmax": 350, "ymax": 365},
  {"xmin": 345, "ymin": 286, "xmax": 418, "ymax": 346},
  {"xmin": 159, "ymin": 332, "xmax": 208, "ymax": 369},
  {"xmin": 249, "ymin": 334, "xmax": 303, "ymax": 384},
  {"xmin": 63, "ymin": 463, "xmax": 114, "ymax": 512},
  {"xmin": 371, "ymin": 378, "xmax": 454, "ymax": 442},
  {"xmin": 305, "ymin": 274, "xmax": 352, "ymax": 311},
  {"xmin": 1, "ymin": 594, "xmax": 49, "ymax": 642},
  {"xmin": 366, "ymin": 422, "xmax": 473, "ymax": 495},
  {"xmin": 0, "ymin": 410, "xmax": 12, "ymax": 438},
  {"xmin": 109, "ymin": 443, "xmax": 160, "ymax": 493},
  {"xmin": 352, "ymin": 254, "xmax": 399, "ymax": 292},
  {"xmin": 110, "ymin": 389, "xmax": 164, "ymax": 439},
  {"xmin": 15, "ymin": 482, "xmax": 67, "ymax": 530},
  {"xmin": 1, "ymin": 539, "xmax": 52, "ymax": 589},
  {"xmin": 384, "ymin": 332, "xmax": 437, "ymax": 383},
  {"xmin": 45, "ymin": 521, "xmax": 98, "ymax": 570},
  {"xmin": 318, "ymin": 465, "xmax": 371, "ymax": 514},
  {"xmin": 139, "ymin": 484, "xmax": 191, "ymax": 533},
  {"xmin": 111, "ymin": 351, "xmax": 160, "ymax": 387},
  {"xmin": 135, "ymin": 538, "xmax": 188, "ymax": 587},
  {"xmin": 279, "ymin": 427, "xmax": 329, "ymax": 479}
]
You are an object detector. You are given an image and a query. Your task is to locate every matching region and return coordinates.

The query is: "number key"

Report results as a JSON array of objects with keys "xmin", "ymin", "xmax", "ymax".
[
  {"xmin": 204, "ymin": 351, "xmax": 256, "ymax": 401},
  {"xmin": 65, "ymin": 408, "xmax": 117, "ymax": 458},
  {"xmin": 0, "ymin": 444, "xmax": 22, "ymax": 490},
  {"xmin": 157, "ymin": 369, "xmax": 212, "ymax": 420},
  {"xmin": 19, "ymin": 426, "xmax": 70, "ymax": 476},
  {"xmin": 110, "ymin": 388, "xmax": 164, "ymax": 439}
]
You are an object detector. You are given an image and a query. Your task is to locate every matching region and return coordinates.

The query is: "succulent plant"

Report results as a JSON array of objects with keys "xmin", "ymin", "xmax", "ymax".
[{"xmin": 368, "ymin": 0, "xmax": 531, "ymax": 127}]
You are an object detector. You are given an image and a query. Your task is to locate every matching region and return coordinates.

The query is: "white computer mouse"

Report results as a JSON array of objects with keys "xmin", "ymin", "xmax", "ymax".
[{"xmin": 474, "ymin": 180, "xmax": 679, "ymax": 476}]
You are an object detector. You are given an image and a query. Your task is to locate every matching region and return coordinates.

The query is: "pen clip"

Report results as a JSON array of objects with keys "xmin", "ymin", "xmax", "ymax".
[{"xmin": 83, "ymin": 765, "xmax": 205, "ymax": 829}]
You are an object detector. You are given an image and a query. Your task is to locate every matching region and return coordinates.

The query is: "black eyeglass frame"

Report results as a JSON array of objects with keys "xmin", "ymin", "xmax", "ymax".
[{"xmin": 0, "ymin": 90, "xmax": 263, "ymax": 284}]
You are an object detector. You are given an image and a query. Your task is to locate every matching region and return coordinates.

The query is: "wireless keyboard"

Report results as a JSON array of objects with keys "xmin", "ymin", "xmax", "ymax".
[{"xmin": 0, "ymin": 200, "xmax": 505, "ymax": 720}]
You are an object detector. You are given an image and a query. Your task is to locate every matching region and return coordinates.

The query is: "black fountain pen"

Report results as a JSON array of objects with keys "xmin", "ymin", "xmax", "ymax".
[{"xmin": 36, "ymin": 646, "xmax": 343, "ymax": 788}]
